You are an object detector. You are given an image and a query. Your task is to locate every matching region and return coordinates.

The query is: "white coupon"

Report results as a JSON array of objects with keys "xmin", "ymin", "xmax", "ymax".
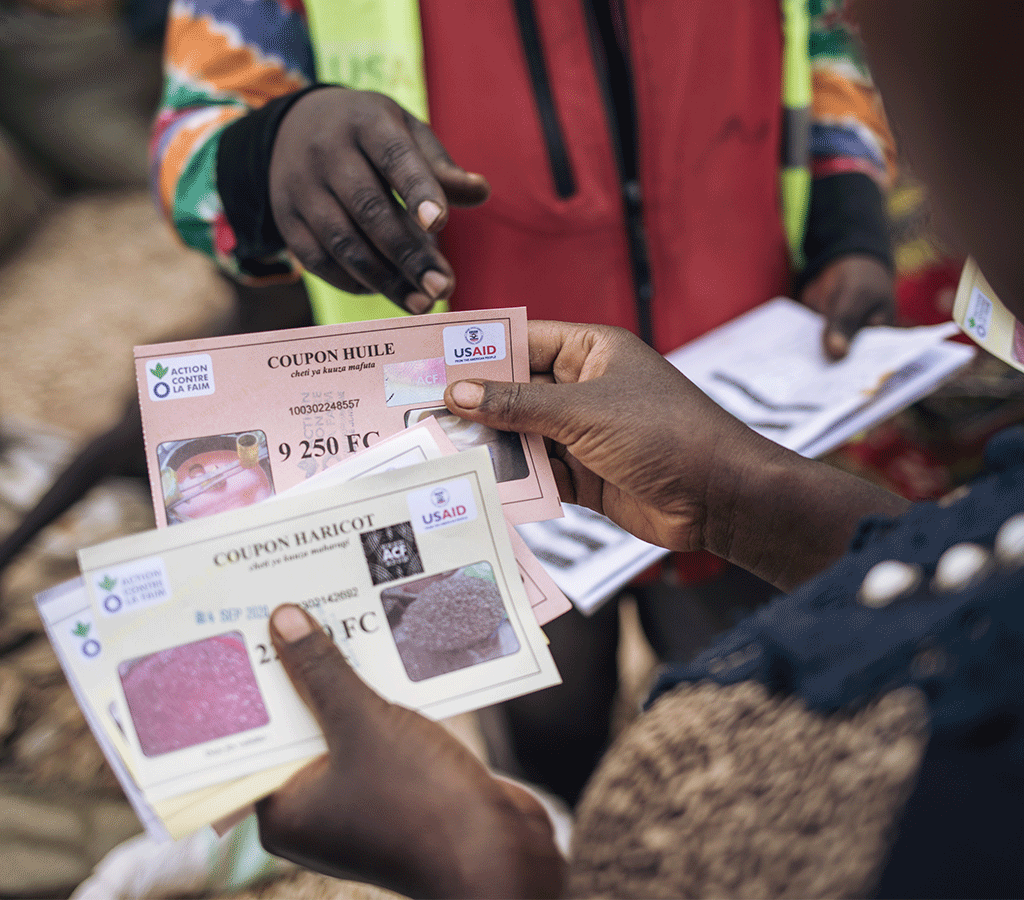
[
  {"xmin": 34, "ymin": 578, "xmax": 171, "ymax": 840},
  {"xmin": 952, "ymin": 258, "xmax": 1024, "ymax": 374},
  {"xmin": 77, "ymin": 449, "xmax": 560, "ymax": 806},
  {"xmin": 39, "ymin": 426, "xmax": 568, "ymax": 840}
]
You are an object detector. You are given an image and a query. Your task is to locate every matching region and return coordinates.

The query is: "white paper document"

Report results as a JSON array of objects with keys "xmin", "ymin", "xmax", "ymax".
[
  {"xmin": 664, "ymin": 297, "xmax": 974, "ymax": 456},
  {"xmin": 517, "ymin": 298, "xmax": 975, "ymax": 614},
  {"xmin": 39, "ymin": 445, "xmax": 560, "ymax": 839}
]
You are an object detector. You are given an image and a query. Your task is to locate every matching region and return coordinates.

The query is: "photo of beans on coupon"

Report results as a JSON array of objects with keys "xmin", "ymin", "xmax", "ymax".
[
  {"xmin": 134, "ymin": 308, "xmax": 561, "ymax": 528},
  {"xmin": 383, "ymin": 561, "xmax": 520, "ymax": 682}
]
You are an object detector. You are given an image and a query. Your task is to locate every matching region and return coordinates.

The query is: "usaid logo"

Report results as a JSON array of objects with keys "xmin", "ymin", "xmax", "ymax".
[
  {"xmin": 408, "ymin": 477, "xmax": 477, "ymax": 532},
  {"xmin": 443, "ymin": 322, "xmax": 506, "ymax": 365}
]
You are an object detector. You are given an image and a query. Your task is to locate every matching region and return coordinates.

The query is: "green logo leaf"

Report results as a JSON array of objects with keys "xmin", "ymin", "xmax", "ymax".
[
  {"xmin": 99, "ymin": 575, "xmax": 117, "ymax": 592},
  {"xmin": 150, "ymin": 363, "xmax": 169, "ymax": 379},
  {"xmin": 72, "ymin": 621, "xmax": 90, "ymax": 638}
]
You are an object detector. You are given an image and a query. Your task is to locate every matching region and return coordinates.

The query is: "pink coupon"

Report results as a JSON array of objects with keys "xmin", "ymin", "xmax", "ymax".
[{"xmin": 134, "ymin": 308, "xmax": 560, "ymax": 528}]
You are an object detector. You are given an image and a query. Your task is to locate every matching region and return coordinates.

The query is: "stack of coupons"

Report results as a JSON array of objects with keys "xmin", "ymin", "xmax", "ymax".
[{"xmin": 36, "ymin": 308, "xmax": 569, "ymax": 841}]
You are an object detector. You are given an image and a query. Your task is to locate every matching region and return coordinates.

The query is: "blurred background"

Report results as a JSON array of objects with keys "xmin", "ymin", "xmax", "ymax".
[{"xmin": 0, "ymin": 3, "xmax": 312, "ymax": 896}]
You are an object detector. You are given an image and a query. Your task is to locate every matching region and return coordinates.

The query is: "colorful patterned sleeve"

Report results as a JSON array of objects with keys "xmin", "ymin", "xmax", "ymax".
[
  {"xmin": 152, "ymin": 0, "xmax": 315, "ymax": 280},
  {"xmin": 808, "ymin": 0, "xmax": 897, "ymax": 189}
]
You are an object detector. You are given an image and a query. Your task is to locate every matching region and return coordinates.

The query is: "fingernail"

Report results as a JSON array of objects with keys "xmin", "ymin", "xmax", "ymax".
[
  {"xmin": 272, "ymin": 605, "xmax": 313, "ymax": 643},
  {"xmin": 420, "ymin": 270, "xmax": 449, "ymax": 300},
  {"xmin": 405, "ymin": 292, "xmax": 434, "ymax": 314},
  {"xmin": 417, "ymin": 200, "xmax": 442, "ymax": 230},
  {"xmin": 450, "ymin": 381, "xmax": 484, "ymax": 409}
]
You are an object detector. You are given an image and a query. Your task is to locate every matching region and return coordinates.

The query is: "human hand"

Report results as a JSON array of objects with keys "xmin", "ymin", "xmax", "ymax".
[
  {"xmin": 444, "ymin": 321, "xmax": 774, "ymax": 558},
  {"xmin": 255, "ymin": 605, "xmax": 564, "ymax": 900},
  {"xmin": 269, "ymin": 88, "xmax": 491, "ymax": 314},
  {"xmin": 444, "ymin": 321, "xmax": 907, "ymax": 591},
  {"xmin": 799, "ymin": 254, "xmax": 896, "ymax": 359}
]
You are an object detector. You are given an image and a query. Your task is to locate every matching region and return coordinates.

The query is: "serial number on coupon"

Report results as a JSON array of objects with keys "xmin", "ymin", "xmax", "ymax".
[{"xmin": 288, "ymin": 399, "xmax": 360, "ymax": 415}]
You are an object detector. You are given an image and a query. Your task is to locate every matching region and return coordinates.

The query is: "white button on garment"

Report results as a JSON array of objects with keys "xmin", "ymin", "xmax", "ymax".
[
  {"xmin": 995, "ymin": 513, "xmax": 1024, "ymax": 565},
  {"xmin": 933, "ymin": 543, "xmax": 990, "ymax": 592},
  {"xmin": 858, "ymin": 560, "xmax": 922, "ymax": 607}
]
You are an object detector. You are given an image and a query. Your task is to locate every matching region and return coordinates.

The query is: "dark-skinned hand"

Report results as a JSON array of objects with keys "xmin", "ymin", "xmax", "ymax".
[
  {"xmin": 450, "ymin": 321, "xmax": 766, "ymax": 556},
  {"xmin": 443, "ymin": 320, "xmax": 907, "ymax": 592},
  {"xmin": 799, "ymin": 253, "xmax": 896, "ymax": 359},
  {"xmin": 255, "ymin": 605, "xmax": 565, "ymax": 900},
  {"xmin": 269, "ymin": 87, "xmax": 491, "ymax": 314}
]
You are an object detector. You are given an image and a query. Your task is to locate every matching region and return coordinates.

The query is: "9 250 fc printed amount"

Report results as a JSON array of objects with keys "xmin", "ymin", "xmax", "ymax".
[{"xmin": 279, "ymin": 433, "xmax": 379, "ymax": 460}]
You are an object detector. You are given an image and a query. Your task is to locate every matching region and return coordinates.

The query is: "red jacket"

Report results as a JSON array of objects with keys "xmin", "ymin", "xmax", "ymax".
[{"xmin": 422, "ymin": 0, "xmax": 790, "ymax": 354}]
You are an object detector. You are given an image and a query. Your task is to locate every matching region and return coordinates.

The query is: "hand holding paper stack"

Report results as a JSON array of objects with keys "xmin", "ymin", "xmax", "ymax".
[
  {"xmin": 516, "ymin": 297, "xmax": 975, "ymax": 614},
  {"xmin": 36, "ymin": 309, "xmax": 569, "ymax": 841}
]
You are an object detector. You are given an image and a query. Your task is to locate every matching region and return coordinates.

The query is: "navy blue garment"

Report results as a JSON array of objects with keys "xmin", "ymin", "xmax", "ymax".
[
  {"xmin": 647, "ymin": 426, "xmax": 1024, "ymax": 898},
  {"xmin": 123, "ymin": 0, "xmax": 171, "ymax": 43}
]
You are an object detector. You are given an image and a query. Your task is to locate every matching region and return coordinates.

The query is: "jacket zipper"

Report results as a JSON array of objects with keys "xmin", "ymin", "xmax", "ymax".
[
  {"xmin": 512, "ymin": 0, "xmax": 577, "ymax": 198},
  {"xmin": 513, "ymin": 0, "xmax": 655, "ymax": 345},
  {"xmin": 581, "ymin": 0, "xmax": 655, "ymax": 347}
]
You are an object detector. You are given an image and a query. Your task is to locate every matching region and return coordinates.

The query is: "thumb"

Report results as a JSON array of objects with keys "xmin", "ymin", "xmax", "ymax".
[
  {"xmin": 445, "ymin": 379, "xmax": 576, "ymax": 445},
  {"xmin": 269, "ymin": 605, "xmax": 387, "ymax": 753}
]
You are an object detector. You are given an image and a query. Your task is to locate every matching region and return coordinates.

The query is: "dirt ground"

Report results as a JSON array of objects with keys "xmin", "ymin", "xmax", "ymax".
[{"xmin": 0, "ymin": 191, "xmax": 234, "ymax": 898}]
